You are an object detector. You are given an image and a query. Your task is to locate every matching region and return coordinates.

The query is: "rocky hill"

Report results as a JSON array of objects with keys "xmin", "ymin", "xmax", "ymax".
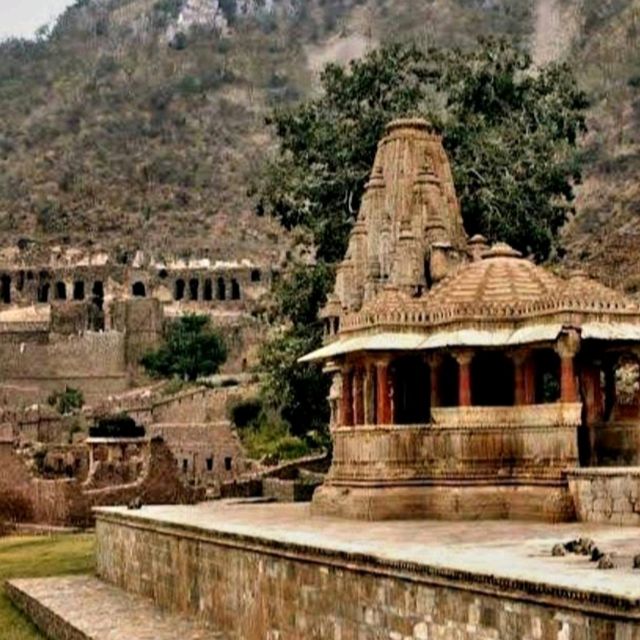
[{"xmin": 0, "ymin": 0, "xmax": 638, "ymax": 284}]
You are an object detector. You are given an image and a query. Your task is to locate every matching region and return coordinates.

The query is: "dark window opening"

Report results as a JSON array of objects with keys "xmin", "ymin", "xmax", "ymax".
[
  {"xmin": 206, "ymin": 457, "xmax": 213, "ymax": 471},
  {"xmin": 217, "ymin": 277, "xmax": 226, "ymax": 301},
  {"xmin": 534, "ymin": 350, "xmax": 561, "ymax": 404},
  {"xmin": 55, "ymin": 282, "xmax": 67, "ymax": 300},
  {"xmin": 224, "ymin": 457, "xmax": 232, "ymax": 471},
  {"xmin": 175, "ymin": 279, "xmax": 185, "ymax": 301},
  {"xmin": 37, "ymin": 282, "xmax": 50, "ymax": 303},
  {"xmin": 231, "ymin": 278, "xmax": 241, "ymax": 300},
  {"xmin": 471, "ymin": 352, "xmax": 515, "ymax": 406},
  {"xmin": 189, "ymin": 278, "xmax": 199, "ymax": 301},
  {"xmin": 1, "ymin": 275, "xmax": 11, "ymax": 304},
  {"xmin": 73, "ymin": 281, "xmax": 85, "ymax": 301},
  {"xmin": 182, "ymin": 459, "xmax": 188, "ymax": 473},
  {"xmin": 203, "ymin": 279, "xmax": 213, "ymax": 301},
  {"xmin": 26, "ymin": 270, "xmax": 34, "ymax": 281},
  {"xmin": 158, "ymin": 268, "xmax": 168, "ymax": 279},
  {"xmin": 392, "ymin": 356, "xmax": 430, "ymax": 424},
  {"xmin": 333, "ymin": 317, "xmax": 340, "ymax": 334},
  {"xmin": 92, "ymin": 281, "xmax": 104, "ymax": 311},
  {"xmin": 250, "ymin": 269, "xmax": 261, "ymax": 282},
  {"xmin": 436, "ymin": 355, "xmax": 459, "ymax": 407},
  {"xmin": 132, "ymin": 281, "xmax": 146, "ymax": 297}
]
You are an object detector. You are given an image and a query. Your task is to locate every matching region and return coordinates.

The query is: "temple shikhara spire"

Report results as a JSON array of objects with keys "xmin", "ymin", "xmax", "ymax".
[{"xmin": 302, "ymin": 117, "xmax": 640, "ymax": 521}]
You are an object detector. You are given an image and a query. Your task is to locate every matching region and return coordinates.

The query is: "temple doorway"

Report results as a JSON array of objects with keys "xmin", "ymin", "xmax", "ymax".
[
  {"xmin": 392, "ymin": 356, "xmax": 430, "ymax": 424},
  {"xmin": 471, "ymin": 352, "xmax": 514, "ymax": 406}
]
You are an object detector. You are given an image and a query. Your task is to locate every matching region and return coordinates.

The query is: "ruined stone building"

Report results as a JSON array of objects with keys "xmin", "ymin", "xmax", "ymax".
[
  {"xmin": 0, "ymin": 248, "xmax": 278, "ymax": 406},
  {"xmin": 303, "ymin": 118, "xmax": 640, "ymax": 523}
]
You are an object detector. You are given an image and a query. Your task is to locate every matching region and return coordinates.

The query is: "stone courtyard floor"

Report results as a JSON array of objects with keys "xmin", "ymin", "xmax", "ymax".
[{"xmin": 98, "ymin": 501, "xmax": 640, "ymax": 601}]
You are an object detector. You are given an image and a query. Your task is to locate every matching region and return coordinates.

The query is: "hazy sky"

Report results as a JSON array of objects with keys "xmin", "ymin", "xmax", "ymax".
[{"xmin": 0, "ymin": 0, "xmax": 74, "ymax": 40}]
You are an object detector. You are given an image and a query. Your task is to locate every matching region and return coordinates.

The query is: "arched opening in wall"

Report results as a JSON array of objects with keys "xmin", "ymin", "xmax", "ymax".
[
  {"xmin": 251, "ymin": 269, "xmax": 261, "ymax": 282},
  {"xmin": 175, "ymin": 279, "xmax": 185, "ymax": 301},
  {"xmin": 534, "ymin": 349, "xmax": 561, "ymax": 404},
  {"xmin": 436, "ymin": 354, "xmax": 458, "ymax": 407},
  {"xmin": 37, "ymin": 282, "xmax": 50, "ymax": 303},
  {"xmin": 189, "ymin": 278, "xmax": 199, "ymax": 301},
  {"xmin": 231, "ymin": 278, "xmax": 241, "ymax": 300},
  {"xmin": 92, "ymin": 281, "xmax": 104, "ymax": 310},
  {"xmin": 73, "ymin": 281, "xmax": 85, "ymax": 301},
  {"xmin": 132, "ymin": 282, "xmax": 146, "ymax": 297},
  {"xmin": 1, "ymin": 275, "xmax": 11, "ymax": 304},
  {"xmin": 55, "ymin": 282, "xmax": 67, "ymax": 300},
  {"xmin": 158, "ymin": 269, "xmax": 168, "ymax": 280},
  {"xmin": 26, "ymin": 271, "xmax": 34, "ymax": 281},
  {"xmin": 471, "ymin": 351, "xmax": 514, "ymax": 406},
  {"xmin": 217, "ymin": 277, "xmax": 226, "ymax": 301},
  {"xmin": 392, "ymin": 356, "xmax": 430, "ymax": 424},
  {"xmin": 203, "ymin": 279, "xmax": 213, "ymax": 301}
]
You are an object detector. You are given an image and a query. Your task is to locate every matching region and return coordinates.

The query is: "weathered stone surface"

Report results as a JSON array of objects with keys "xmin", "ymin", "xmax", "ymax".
[
  {"xmin": 6, "ymin": 575, "xmax": 226, "ymax": 639},
  {"xmin": 93, "ymin": 503, "xmax": 640, "ymax": 639}
]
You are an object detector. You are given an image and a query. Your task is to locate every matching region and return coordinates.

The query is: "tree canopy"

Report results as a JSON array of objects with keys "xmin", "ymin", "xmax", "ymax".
[
  {"xmin": 141, "ymin": 314, "xmax": 227, "ymax": 382},
  {"xmin": 258, "ymin": 38, "xmax": 588, "ymax": 263}
]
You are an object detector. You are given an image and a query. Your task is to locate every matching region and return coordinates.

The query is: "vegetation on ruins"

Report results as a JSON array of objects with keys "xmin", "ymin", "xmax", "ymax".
[
  {"xmin": 47, "ymin": 386, "xmax": 85, "ymax": 415},
  {"xmin": 141, "ymin": 314, "xmax": 227, "ymax": 382},
  {"xmin": 257, "ymin": 37, "xmax": 589, "ymax": 436}
]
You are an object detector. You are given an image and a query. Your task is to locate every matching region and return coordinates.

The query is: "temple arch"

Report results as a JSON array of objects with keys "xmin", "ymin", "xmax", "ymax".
[
  {"xmin": 174, "ymin": 279, "xmax": 185, "ymax": 301},
  {"xmin": 132, "ymin": 282, "xmax": 146, "ymax": 297},
  {"xmin": 217, "ymin": 277, "xmax": 226, "ymax": 301},
  {"xmin": 189, "ymin": 278, "xmax": 199, "ymax": 301},
  {"xmin": 203, "ymin": 278, "xmax": 213, "ymax": 301},
  {"xmin": 73, "ymin": 281, "xmax": 85, "ymax": 301},
  {"xmin": 231, "ymin": 278, "xmax": 241, "ymax": 300},
  {"xmin": 55, "ymin": 282, "xmax": 67, "ymax": 300},
  {"xmin": 37, "ymin": 282, "xmax": 50, "ymax": 303}
]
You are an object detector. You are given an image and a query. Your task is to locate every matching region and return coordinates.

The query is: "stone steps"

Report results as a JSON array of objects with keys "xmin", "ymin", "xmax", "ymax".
[{"xmin": 6, "ymin": 575, "xmax": 227, "ymax": 640}]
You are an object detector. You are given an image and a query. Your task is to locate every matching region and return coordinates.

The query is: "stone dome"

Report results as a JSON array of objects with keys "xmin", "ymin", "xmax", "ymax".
[{"xmin": 427, "ymin": 243, "xmax": 563, "ymax": 311}]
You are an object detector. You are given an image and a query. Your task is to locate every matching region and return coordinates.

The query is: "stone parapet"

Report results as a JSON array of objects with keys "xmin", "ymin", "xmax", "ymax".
[{"xmin": 568, "ymin": 467, "xmax": 640, "ymax": 526}]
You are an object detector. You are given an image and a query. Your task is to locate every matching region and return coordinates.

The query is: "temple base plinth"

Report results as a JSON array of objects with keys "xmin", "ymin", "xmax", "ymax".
[{"xmin": 311, "ymin": 483, "xmax": 576, "ymax": 522}]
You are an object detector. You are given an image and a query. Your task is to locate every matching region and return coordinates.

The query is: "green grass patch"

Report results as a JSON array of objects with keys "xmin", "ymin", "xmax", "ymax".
[{"xmin": 0, "ymin": 533, "xmax": 95, "ymax": 639}]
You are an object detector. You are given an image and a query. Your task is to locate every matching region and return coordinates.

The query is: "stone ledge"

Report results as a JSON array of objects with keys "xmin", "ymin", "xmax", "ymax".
[
  {"xmin": 567, "ymin": 467, "xmax": 640, "ymax": 477},
  {"xmin": 95, "ymin": 504, "xmax": 640, "ymax": 620},
  {"xmin": 6, "ymin": 575, "xmax": 225, "ymax": 640}
]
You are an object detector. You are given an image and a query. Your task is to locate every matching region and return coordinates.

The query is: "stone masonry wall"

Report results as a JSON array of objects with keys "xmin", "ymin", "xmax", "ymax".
[
  {"xmin": 568, "ymin": 468, "xmax": 640, "ymax": 525},
  {"xmin": 96, "ymin": 515, "xmax": 640, "ymax": 640}
]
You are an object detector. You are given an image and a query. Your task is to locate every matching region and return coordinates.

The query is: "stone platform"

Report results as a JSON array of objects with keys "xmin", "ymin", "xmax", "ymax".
[
  {"xmin": 7, "ymin": 575, "xmax": 226, "ymax": 639},
  {"xmin": 85, "ymin": 502, "xmax": 640, "ymax": 639}
]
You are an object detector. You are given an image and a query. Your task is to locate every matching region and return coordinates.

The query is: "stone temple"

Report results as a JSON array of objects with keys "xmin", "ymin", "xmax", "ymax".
[{"xmin": 302, "ymin": 117, "xmax": 640, "ymax": 522}]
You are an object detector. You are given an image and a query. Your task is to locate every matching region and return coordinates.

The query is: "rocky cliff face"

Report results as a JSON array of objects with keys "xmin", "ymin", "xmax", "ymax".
[{"xmin": 0, "ymin": 0, "xmax": 638, "ymax": 286}]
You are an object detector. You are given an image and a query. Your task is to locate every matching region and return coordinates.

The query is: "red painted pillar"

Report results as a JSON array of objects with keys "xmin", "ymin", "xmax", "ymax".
[
  {"xmin": 514, "ymin": 354, "xmax": 525, "ymax": 406},
  {"xmin": 353, "ymin": 368, "xmax": 365, "ymax": 426},
  {"xmin": 375, "ymin": 360, "xmax": 392, "ymax": 424},
  {"xmin": 429, "ymin": 354, "xmax": 441, "ymax": 409},
  {"xmin": 340, "ymin": 367, "xmax": 354, "ymax": 427},
  {"xmin": 456, "ymin": 352, "xmax": 473, "ymax": 407},
  {"xmin": 581, "ymin": 364, "xmax": 603, "ymax": 425},
  {"xmin": 524, "ymin": 358, "xmax": 536, "ymax": 404},
  {"xmin": 557, "ymin": 329, "xmax": 581, "ymax": 404}
]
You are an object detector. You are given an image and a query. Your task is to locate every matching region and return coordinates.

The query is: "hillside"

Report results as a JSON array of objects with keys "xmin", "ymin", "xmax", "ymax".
[{"xmin": 0, "ymin": 0, "xmax": 638, "ymax": 281}]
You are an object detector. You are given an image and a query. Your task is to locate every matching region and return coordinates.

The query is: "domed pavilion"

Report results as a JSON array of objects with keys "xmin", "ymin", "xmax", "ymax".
[{"xmin": 301, "ymin": 118, "xmax": 640, "ymax": 521}]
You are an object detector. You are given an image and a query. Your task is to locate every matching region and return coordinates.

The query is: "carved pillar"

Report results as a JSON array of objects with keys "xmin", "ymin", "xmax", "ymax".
[
  {"xmin": 512, "ymin": 350, "xmax": 532, "ymax": 405},
  {"xmin": 340, "ymin": 366, "xmax": 354, "ymax": 427},
  {"xmin": 454, "ymin": 351, "xmax": 473, "ymax": 407},
  {"xmin": 427, "ymin": 353, "xmax": 442, "ymax": 408},
  {"xmin": 375, "ymin": 359, "xmax": 392, "ymax": 425},
  {"xmin": 582, "ymin": 362, "xmax": 603, "ymax": 425},
  {"xmin": 524, "ymin": 357, "xmax": 536, "ymax": 405},
  {"xmin": 556, "ymin": 330, "xmax": 581, "ymax": 403},
  {"xmin": 353, "ymin": 367, "xmax": 365, "ymax": 426}
]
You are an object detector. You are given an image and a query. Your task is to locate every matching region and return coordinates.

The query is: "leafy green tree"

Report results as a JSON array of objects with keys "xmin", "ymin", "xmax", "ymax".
[
  {"xmin": 257, "ymin": 38, "xmax": 588, "ymax": 435},
  {"xmin": 141, "ymin": 315, "xmax": 227, "ymax": 382},
  {"xmin": 47, "ymin": 386, "xmax": 84, "ymax": 415},
  {"xmin": 259, "ymin": 38, "xmax": 588, "ymax": 262}
]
